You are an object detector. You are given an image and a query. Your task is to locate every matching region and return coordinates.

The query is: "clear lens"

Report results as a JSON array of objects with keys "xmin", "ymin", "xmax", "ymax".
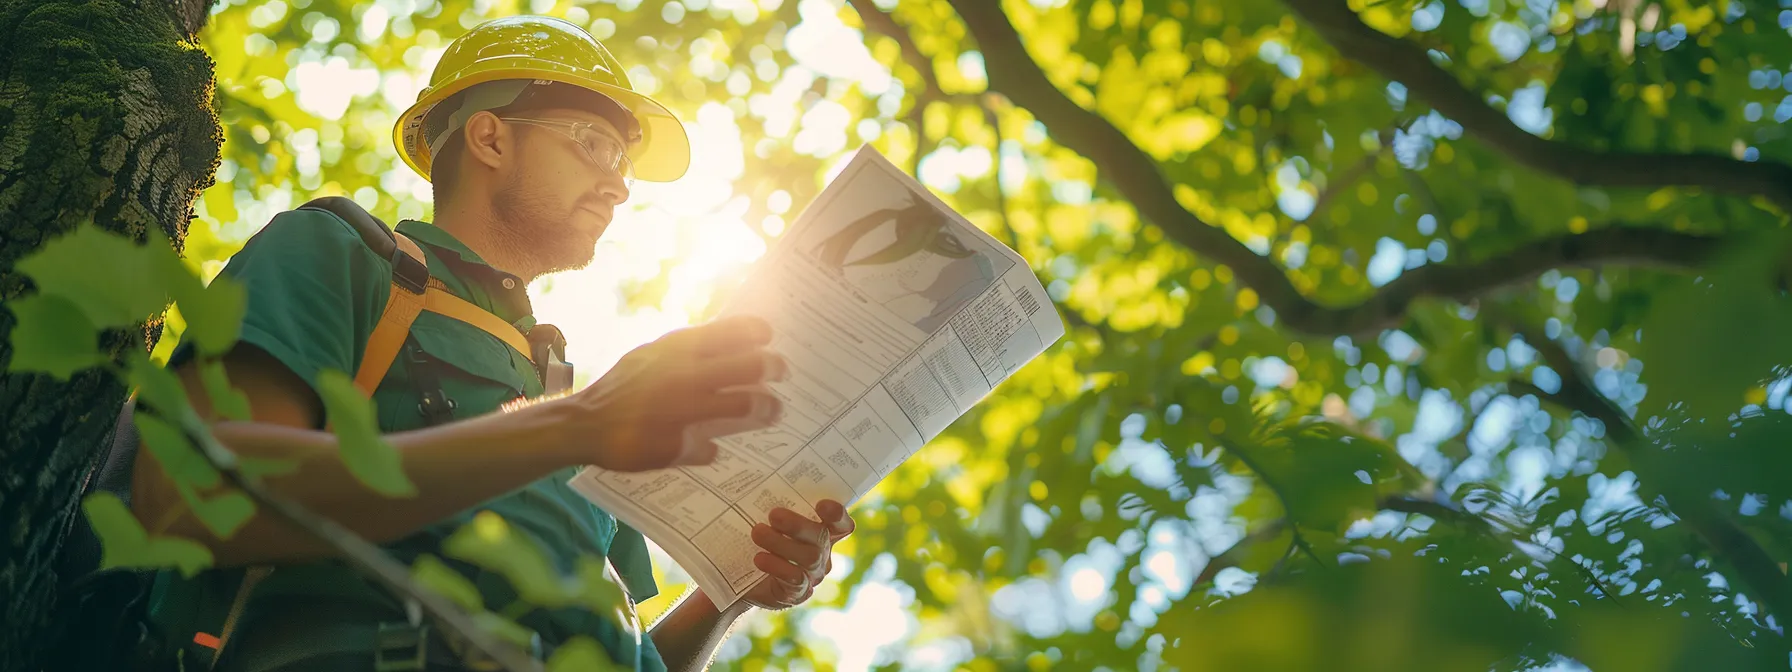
[
  {"xmin": 502, "ymin": 117, "xmax": 633, "ymax": 185},
  {"xmin": 571, "ymin": 125, "xmax": 634, "ymax": 184}
]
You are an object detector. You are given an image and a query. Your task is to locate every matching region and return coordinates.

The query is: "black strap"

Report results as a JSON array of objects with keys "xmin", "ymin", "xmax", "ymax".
[
  {"xmin": 404, "ymin": 337, "xmax": 457, "ymax": 427},
  {"xmin": 525, "ymin": 325, "xmax": 567, "ymax": 389},
  {"xmin": 297, "ymin": 196, "xmax": 428, "ymax": 296},
  {"xmin": 390, "ymin": 247, "xmax": 428, "ymax": 296}
]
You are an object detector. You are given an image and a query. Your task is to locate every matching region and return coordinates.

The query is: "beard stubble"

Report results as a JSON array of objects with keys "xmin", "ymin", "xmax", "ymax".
[{"xmin": 490, "ymin": 168, "xmax": 601, "ymax": 276}]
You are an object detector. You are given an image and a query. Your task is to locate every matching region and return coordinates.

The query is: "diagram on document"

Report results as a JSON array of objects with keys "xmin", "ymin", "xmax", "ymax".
[{"xmin": 569, "ymin": 145, "xmax": 1066, "ymax": 606}]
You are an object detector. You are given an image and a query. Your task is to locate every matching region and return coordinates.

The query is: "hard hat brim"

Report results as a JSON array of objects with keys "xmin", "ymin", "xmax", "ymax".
[{"xmin": 395, "ymin": 66, "xmax": 691, "ymax": 183}]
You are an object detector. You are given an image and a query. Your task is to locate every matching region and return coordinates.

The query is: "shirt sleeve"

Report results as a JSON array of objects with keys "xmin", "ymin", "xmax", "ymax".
[
  {"xmin": 168, "ymin": 209, "xmax": 390, "ymax": 426},
  {"xmin": 608, "ymin": 523, "xmax": 660, "ymax": 603}
]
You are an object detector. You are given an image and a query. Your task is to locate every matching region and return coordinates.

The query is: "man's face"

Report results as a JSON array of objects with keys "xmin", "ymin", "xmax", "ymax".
[{"xmin": 488, "ymin": 108, "xmax": 632, "ymax": 275}]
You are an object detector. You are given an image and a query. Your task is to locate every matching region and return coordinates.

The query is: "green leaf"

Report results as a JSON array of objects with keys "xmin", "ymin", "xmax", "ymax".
[
  {"xmin": 471, "ymin": 612, "xmax": 540, "ymax": 651},
  {"xmin": 443, "ymin": 511, "xmax": 565, "ymax": 607},
  {"xmin": 316, "ymin": 369, "xmax": 415, "ymax": 497},
  {"xmin": 1236, "ymin": 423, "xmax": 1416, "ymax": 532},
  {"xmin": 237, "ymin": 455, "xmax": 301, "ymax": 480},
  {"xmin": 411, "ymin": 554, "xmax": 485, "ymax": 612},
  {"xmin": 83, "ymin": 492, "xmax": 213, "ymax": 577},
  {"xmin": 174, "ymin": 482, "xmax": 255, "ymax": 539},
  {"xmin": 1638, "ymin": 231, "xmax": 1792, "ymax": 418},
  {"xmin": 545, "ymin": 636, "xmax": 627, "ymax": 672},
  {"xmin": 170, "ymin": 270, "xmax": 246, "ymax": 357},
  {"xmin": 5, "ymin": 294, "xmax": 103, "ymax": 379},
  {"xmin": 1160, "ymin": 554, "xmax": 1550, "ymax": 672},
  {"xmin": 16, "ymin": 223, "xmax": 177, "ymax": 328},
  {"xmin": 1641, "ymin": 409, "xmax": 1792, "ymax": 505},
  {"xmin": 573, "ymin": 557, "xmax": 634, "ymax": 632},
  {"xmin": 199, "ymin": 359, "xmax": 252, "ymax": 421},
  {"xmin": 128, "ymin": 352, "xmax": 191, "ymax": 418},
  {"xmin": 135, "ymin": 411, "xmax": 220, "ymax": 490}
]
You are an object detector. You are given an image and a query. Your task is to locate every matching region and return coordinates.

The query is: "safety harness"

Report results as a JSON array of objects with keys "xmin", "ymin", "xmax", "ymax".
[
  {"xmin": 55, "ymin": 196, "xmax": 578, "ymax": 671},
  {"xmin": 201, "ymin": 197, "xmax": 580, "ymax": 671}
]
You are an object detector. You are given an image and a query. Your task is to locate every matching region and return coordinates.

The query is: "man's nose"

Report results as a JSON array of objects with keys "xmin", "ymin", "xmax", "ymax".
[{"xmin": 596, "ymin": 170, "xmax": 629, "ymax": 206}]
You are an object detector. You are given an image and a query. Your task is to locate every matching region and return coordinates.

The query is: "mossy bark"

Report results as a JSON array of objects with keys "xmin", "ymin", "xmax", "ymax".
[{"xmin": 0, "ymin": 0, "xmax": 218, "ymax": 669}]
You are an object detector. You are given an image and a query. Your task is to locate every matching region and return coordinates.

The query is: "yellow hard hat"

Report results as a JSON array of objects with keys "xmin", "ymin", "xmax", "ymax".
[{"xmin": 394, "ymin": 15, "xmax": 690, "ymax": 182}]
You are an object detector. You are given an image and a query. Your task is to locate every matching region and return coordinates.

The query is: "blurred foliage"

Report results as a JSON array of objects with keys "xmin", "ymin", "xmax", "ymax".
[{"xmin": 168, "ymin": 0, "xmax": 1792, "ymax": 669}]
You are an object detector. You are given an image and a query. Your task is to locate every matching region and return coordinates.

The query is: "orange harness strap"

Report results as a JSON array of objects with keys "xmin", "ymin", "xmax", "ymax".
[
  {"xmin": 424, "ymin": 283, "xmax": 534, "ymax": 364},
  {"xmin": 352, "ymin": 233, "xmax": 431, "ymax": 396},
  {"xmin": 351, "ymin": 232, "xmax": 533, "ymax": 398}
]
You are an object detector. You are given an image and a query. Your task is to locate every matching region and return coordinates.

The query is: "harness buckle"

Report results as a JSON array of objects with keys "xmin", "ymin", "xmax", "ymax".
[
  {"xmin": 373, "ymin": 622, "xmax": 428, "ymax": 672},
  {"xmin": 417, "ymin": 391, "xmax": 457, "ymax": 423}
]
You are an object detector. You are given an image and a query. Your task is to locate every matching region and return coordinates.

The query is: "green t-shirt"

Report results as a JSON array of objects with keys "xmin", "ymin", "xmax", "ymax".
[{"xmin": 157, "ymin": 209, "xmax": 665, "ymax": 670}]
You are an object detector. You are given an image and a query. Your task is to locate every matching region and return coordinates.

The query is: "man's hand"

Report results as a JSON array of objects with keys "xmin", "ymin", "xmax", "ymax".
[
  {"xmin": 556, "ymin": 314, "xmax": 788, "ymax": 472},
  {"xmin": 743, "ymin": 500, "xmax": 856, "ymax": 610}
]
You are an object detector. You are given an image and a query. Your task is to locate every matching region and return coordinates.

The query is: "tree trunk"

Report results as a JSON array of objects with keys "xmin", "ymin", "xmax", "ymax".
[{"xmin": 0, "ymin": 0, "xmax": 217, "ymax": 669}]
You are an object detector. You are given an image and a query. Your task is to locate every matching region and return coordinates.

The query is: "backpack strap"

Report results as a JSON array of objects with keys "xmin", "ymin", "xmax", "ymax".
[{"xmin": 353, "ymin": 232, "xmax": 432, "ymax": 396}]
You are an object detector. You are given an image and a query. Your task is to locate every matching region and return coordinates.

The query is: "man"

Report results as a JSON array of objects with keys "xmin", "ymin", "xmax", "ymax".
[{"xmin": 131, "ymin": 15, "xmax": 853, "ymax": 671}]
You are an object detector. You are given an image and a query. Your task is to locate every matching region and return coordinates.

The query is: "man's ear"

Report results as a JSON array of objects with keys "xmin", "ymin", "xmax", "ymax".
[{"xmin": 461, "ymin": 110, "xmax": 510, "ymax": 172}]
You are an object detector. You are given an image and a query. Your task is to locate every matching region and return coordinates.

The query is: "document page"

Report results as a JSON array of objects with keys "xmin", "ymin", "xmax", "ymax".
[{"xmin": 569, "ymin": 146, "xmax": 1066, "ymax": 606}]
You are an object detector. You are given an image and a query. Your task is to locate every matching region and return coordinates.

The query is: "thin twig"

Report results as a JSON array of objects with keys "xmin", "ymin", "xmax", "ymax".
[
  {"xmin": 983, "ymin": 99, "xmax": 1020, "ymax": 251},
  {"xmin": 1194, "ymin": 518, "xmax": 1288, "ymax": 587},
  {"xmin": 1218, "ymin": 439, "xmax": 1329, "ymax": 569},
  {"xmin": 847, "ymin": 0, "xmax": 979, "ymax": 177},
  {"xmin": 177, "ymin": 411, "xmax": 540, "ymax": 672},
  {"xmin": 1309, "ymin": 122, "xmax": 1405, "ymax": 218},
  {"xmin": 1265, "ymin": 539, "xmax": 1302, "ymax": 580}
]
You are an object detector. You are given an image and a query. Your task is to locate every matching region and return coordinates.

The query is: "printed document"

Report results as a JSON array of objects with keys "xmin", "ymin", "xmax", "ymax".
[{"xmin": 569, "ymin": 146, "xmax": 1066, "ymax": 606}]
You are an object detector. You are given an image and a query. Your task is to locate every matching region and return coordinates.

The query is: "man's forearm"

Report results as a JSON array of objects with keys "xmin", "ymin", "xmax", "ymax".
[
  {"xmin": 648, "ymin": 588, "xmax": 753, "ymax": 672},
  {"xmin": 137, "ymin": 398, "xmax": 585, "ymax": 566}
]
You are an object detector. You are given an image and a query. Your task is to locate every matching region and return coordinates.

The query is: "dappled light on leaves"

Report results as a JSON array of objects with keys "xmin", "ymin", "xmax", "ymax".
[{"xmin": 36, "ymin": 0, "xmax": 1781, "ymax": 668}]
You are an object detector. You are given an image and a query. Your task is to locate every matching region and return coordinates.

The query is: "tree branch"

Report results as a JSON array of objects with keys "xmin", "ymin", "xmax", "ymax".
[
  {"xmin": 1281, "ymin": 0, "xmax": 1792, "ymax": 214},
  {"xmin": 179, "ymin": 412, "xmax": 540, "ymax": 672},
  {"xmin": 848, "ymin": 0, "xmax": 983, "ymax": 177},
  {"xmin": 985, "ymin": 101, "xmax": 1021, "ymax": 251},
  {"xmin": 944, "ymin": 1, "xmax": 1727, "ymax": 338},
  {"xmin": 848, "ymin": 0, "xmax": 944, "ymax": 103},
  {"xmin": 1497, "ymin": 318, "xmax": 1792, "ymax": 624}
]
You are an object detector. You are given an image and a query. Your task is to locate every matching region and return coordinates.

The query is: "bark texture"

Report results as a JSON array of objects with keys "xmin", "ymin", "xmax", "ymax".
[{"xmin": 0, "ymin": 0, "xmax": 218, "ymax": 669}]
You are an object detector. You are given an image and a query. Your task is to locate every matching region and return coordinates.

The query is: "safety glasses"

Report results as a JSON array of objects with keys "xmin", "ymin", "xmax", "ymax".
[{"xmin": 499, "ymin": 117, "xmax": 635, "ymax": 187}]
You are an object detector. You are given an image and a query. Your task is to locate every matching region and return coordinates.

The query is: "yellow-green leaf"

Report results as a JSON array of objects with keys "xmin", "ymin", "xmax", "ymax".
[
  {"xmin": 545, "ymin": 636, "xmax": 627, "ymax": 672},
  {"xmin": 471, "ymin": 612, "xmax": 539, "ymax": 651},
  {"xmin": 128, "ymin": 352, "xmax": 191, "ymax": 418},
  {"xmin": 316, "ymin": 369, "xmax": 415, "ymax": 497},
  {"xmin": 135, "ymin": 411, "xmax": 220, "ymax": 490},
  {"xmin": 175, "ymin": 482, "xmax": 255, "ymax": 539},
  {"xmin": 199, "ymin": 359, "xmax": 252, "ymax": 421},
  {"xmin": 16, "ymin": 223, "xmax": 175, "ymax": 327},
  {"xmin": 443, "ymin": 511, "xmax": 565, "ymax": 607},
  {"xmin": 574, "ymin": 556, "xmax": 634, "ymax": 632},
  {"xmin": 6, "ymin": 294, "xmax": 103, "ymax": 380},
  {"xmin": 83, "ymin": 492, "xmax": 213, "ymax": 578},
  {"xmin": 412, "ymin": 554, "xmax": 485, "ymax": 612},
  {"xmin": 170, "ymin": 270, "xmax": 246, "ymax": 357}
]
